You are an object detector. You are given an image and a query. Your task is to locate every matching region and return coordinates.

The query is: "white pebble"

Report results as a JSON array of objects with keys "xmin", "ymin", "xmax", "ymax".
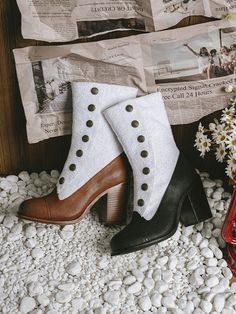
[
  {"xmin": 151, "ymin": 293, "xmax": 162, "ymax": 308},
  {"xmin": 212, "ymin": 191, "xmax": 222, "ymax": 201},
  {"xmin": 200, "ymin": 300, "xmax": 212, "ymax": 313},
  {"xmin": 155, "ymin": 281, "xmax": 168, "ymax": 293},
  {"xmin": 20, "ymin": 297, "xmax": 36, "ymax": 313},
  {"xmin": 203, "ymin": 179, "xmax": 215, "ymax": 188},
  {"xmin": 162, "ymin": 270, "xmax": 173, "ymax": 283},
  {"xmin": 103, "ymin": 291, "xmax": 119, "ymax": 306},
  {"xmin": 212, "ymin": 278, "xmax": 229, "ymax": 293},
  {"xmin": 162, "ymin": 296, "xmax": 176, "ymax": 309},
  {"xmin": 28, "ymin": 282, "xmax": 43, "ymax": 296},
  {"xmin": 138, "ymin": 296, "xmax": 152, "ymax": 311},
  {"xmin": 144, "ymin": 278, "xmax": 155, "ymax": 291},
  {"xmin": 201, "ymin": 247, "xmax": 214, "ymax": 258},
  {"xmin": 123, "ymin": 275, "xmax": 136, "ymax": 285},
  {"xmin": 132, "ymin": 269, "xmax": 144, "ymax": 282},
  {"xmin": 3, "ymin": 216, "xmax": 15, "ymax": 228},
  {"xmin": 213, "ymin": 294, "xmax": 225, "ymax": 312},
  {"xmin": 214, "ymin": 201, "xmax": 224, "ymax": 211},
  {"xmin": 66, "ymin": 261, "xmax": 81, "ymax": 276},
  {"xmin": 206, "ymin": 267, "xmax": 219, "ymax": 276},
  {"xmin": 72, "ymin": 298, "xmax": 84, "ymax": 310},
  {"xmin": 6, "ymin": 175, "xmax": 18, "ymax": 183},
  {"xmin": 225, "ymin": 295, "xmax": 236, "ymax": 307},
  {"xmin": 168, "ymin": 256, "xmax": 178, "ymax": 270},
  {"xmin": 58, "ymin": 283, "xmax": 75, "ymax": 291},
  {"xmin": 158, "ymin": 256, "xmax": 168, "ymax": 266},
  {"xmin": 205, "ymin": 276, "xmax": 219, "ymax": 288},
  {"xmin": 31, "ymin": 248, "xmax": 44, "ymax": 259},
  {"xmin": 55, "ymin": 291, "xmax": 72, "ymax": 303},
  {"xmin": 127, "ymin": 282, "xmax": 142, "ymax": 294},
  {"xmin": 19, "ymin": 171, "xmax": 31, "ymax": 182},
  {"xmin": 25, "ymin": 226, "xmax": 37, "ymax": 238},
  {"xmin": 11, "ymin": 223, "xmax": 22, "ymax": 234},
  {"xmin": 188, "ymin": 247, "xmax": 198, "ymax": 258},
  {"xmin": 37, "ymin": 295, "xmax": 50, "ymax": 307},
  {"xmin": 206, "ymin": 258, "xmax": 218, "ymax": 267}
]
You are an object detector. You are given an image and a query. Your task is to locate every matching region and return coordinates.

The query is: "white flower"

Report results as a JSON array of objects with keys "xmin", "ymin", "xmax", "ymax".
[
  {"xmin": 195, "ymin": 130, "xmax": 205, "ymax": 140},
  {"xmin": 194, "ymin": 135, "xmax": 211, "ymax": 157},
  {"xmin": 221, "ymin": 105, "xmax": 235, "ymax": 123},
  {"xmin": 212, "ymin": 124, "xmax": 227, "ymax": 144},
  {"xmin": 225, "ymin": 163, "xmax": 234, "ymax": 179},
  {"xmin": 215, "ymin": 144, "xmax": 227, "ymax": 163},
  {"xmin": 225, "ymin": 132, "xmax": 236, "ymax": 151},
  {"xmin": 209, "ymin": 123, "xmax": 216, "ymax": 131},
  {"xmin": 225, "ymin": 85, "xmax": 234, "ymax": 93},
  {"xmin": 223, "ymin": 105, "xmax": 235, "ymax": 115},
  {"xmin": 226, "ymin": 153, "xmax": 236, "ymax": 178}
]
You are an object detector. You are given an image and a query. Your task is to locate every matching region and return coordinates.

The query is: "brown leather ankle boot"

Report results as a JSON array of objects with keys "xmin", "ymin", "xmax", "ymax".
[
  {"xmin": 18, "ymin": 154, "xmax": 131, "ymax": 225},
  {"xmin": 18, "ymin": 82, "xmax": 137, "ymax": 226}
]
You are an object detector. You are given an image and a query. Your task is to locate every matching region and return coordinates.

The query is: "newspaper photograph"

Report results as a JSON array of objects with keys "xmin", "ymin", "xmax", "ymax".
[
  {"xmin": 143, "ymin": 20, "xmax": 236, "ymax": 124},
  {"xmin": 13, "ymin": 41, "xmax": 146, "ymax": 143},
  {"xmin": 13, "ymin": 20, "xmax": 236, "ymax": 143},
  {"xmin": 16, "ymin": 0, "xmax": 236, "ymax": 42}
]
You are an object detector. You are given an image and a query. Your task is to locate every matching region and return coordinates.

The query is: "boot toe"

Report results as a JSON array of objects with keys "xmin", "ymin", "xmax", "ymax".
[
  {"xmin": 18, "ymin": 198, "xmax": 49, "ymax": 222},
  {"xmin": 111, "ymin": 225, "xmax": 148, "ymax": 255}
]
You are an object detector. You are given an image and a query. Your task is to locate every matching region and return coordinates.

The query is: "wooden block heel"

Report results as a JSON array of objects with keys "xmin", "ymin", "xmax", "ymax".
[
  {"xmin": 96, "ymin": 183, "xmax": 130, "ymax": 226},
  {"xmin": 180, "ymin": 176, "xmax": 212, "ymax": 227}
]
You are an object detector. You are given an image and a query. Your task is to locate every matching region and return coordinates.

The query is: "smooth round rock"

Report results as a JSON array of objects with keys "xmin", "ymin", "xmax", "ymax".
[
  {"xmin": 55, "ymin": 291, "xmax": 72, "ymax": 303},
  {"xmin": 66, "ymin": 261, "xmax": 81, "ymax": 276},
  {"xmin": 37, "ymin": 295, "xmax": 50, "ymax": 307},
  {"xmin": 213, "ymin": 294, "xmax": 225, "ymax": 312},
  {"xmin": 205, "ymin": 276, "xmax": 219, "ymax": 288},
  {"xmin": 123, "ymin": 275, "xmax": 136, "ymax": 285},
  {"xmin": 138, "ymin": 296, "xmax": 152, "ymax": 311},
  {"xmin": 103, "ymin": 291, "xmax": 119, "ymax": 306},
  {"xmin": 31, "ymin": 248, "xmax": 44, "ymax": 259},
  {"xmin": 25, "ymin": 226, "xmax": 37, "ymax": 238},
  {"xmin": 161, "ymin": 296, "xmax": 176, "ymax": 309},
  {"xmin": 127, "ymin": 282, "xmax": 142, "ymax": 294},
  {"xmin": 20, "ymin": 297, "xmax": 36, "ymax": 313},
  {"xmin": 151, "ymin": 293, "xmax": 162, "ymax": 308}
]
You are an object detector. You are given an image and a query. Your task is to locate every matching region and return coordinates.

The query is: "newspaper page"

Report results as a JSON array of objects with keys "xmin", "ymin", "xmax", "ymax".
[
  {"xmin": 13, "ymin": 20, "xmax": 236, "ymax": 143},
  {"xmin": 142, "ymin": 19, "xmax": 236, "ymax": 124},
  {"xmin": 151, "ymin": 0, "xmax": 236, "ymax": 31},
  {"xmin": 15, "ymin": 0, "xmax": 152, "ymax": 42},
  {"xmin": 16, "ymin": 0, "xmax": 236, "ymax": 42},
  {"xmin": 13, "ymin": 39, "xmax": 146, "ymax": 143}
]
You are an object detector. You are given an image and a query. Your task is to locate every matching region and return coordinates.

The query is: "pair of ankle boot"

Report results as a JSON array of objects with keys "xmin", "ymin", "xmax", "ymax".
[{"xmin": 18, "ymin": 82, "xmax": 212, "ymax": 255}]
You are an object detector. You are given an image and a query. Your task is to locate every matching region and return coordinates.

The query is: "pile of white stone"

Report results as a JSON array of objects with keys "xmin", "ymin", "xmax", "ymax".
[{"xmin": 0, "ymin": 170, "xmax": 236, "ymax": 313}]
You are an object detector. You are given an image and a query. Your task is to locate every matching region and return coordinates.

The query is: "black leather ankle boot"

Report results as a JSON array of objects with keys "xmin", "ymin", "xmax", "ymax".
[{"xmin": 110, "ymin": 154, "xmax": 212, "ymax": 256}]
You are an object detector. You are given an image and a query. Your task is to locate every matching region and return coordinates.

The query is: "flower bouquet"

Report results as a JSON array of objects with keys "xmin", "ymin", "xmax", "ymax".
[
  {"xmin": 195, "ymin": 96, "xmax": 236, "ymax": 274},
  {"xmin": 194, "ymin": 98, "xmax": 236, "ymax": 179}
]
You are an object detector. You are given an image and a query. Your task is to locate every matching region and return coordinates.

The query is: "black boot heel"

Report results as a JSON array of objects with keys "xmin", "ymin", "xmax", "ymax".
[{"xmin": 180, "ymin": 177, "xmax": 212, "ymax": 227}]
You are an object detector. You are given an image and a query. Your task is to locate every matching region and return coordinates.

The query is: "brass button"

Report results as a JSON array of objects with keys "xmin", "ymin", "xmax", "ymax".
[
  {"xmin": 69, "ymin": 164, "xmax": 76, "ymax": 171},
  {"xmin": 131, "ymin": 120, "xmax": 139, "ymax": 128},
  {"xmin": 59, "ymin": 177, "xmax": 65, "ymax": 184},
  {"xmin": 126, "ymin": 105, "xmax": 133, "ymax": 112},
  {"xmin": 141, "ymin": 183, "xmax": 148, "ymax": 191},
  {"xmin": 91, "ymin": 87, "xmax": 99, "ymax": 95},
  {"xmin": 137, "ymin": 135, "xmax": 145, "ymax": 143},
  {"xmin": 143, "ymin": 167, "xmax": 150, "ymax": 175},
  {"xmin": 141, "ymin": 150, "xmax": 148, "ymax": 158},
  {"xmin": 86, "ymin": 120, "xmax": 93, "ymax": 127},
  {"xmin": 76, "ymin": 150, "xmax": 83, "ymax": 157},
  {"xmin": 138, "ymin": 199, "xmax": 144, "ymax": 206},
  {"xmin": 88, "ymin": 104, "xmax": 95, "ymax": 112},
  {"xmin": 82, "ymin": 135, "xmax": 89, "ymax": 142}
]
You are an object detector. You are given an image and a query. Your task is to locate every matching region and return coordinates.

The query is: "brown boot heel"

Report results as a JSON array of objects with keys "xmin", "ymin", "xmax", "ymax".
[{"xmin": 96, "ymin": 183, "xmax": 130, "ymax": 226}]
